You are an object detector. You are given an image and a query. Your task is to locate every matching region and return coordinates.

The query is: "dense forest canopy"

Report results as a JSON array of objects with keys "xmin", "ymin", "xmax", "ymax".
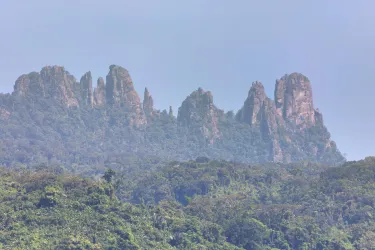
[{"xmin": 1, "ymin": 158, "xmax": 375, "ymax": 249}]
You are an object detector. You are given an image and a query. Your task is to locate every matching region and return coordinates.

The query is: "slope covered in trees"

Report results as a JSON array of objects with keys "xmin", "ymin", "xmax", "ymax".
[
  {"xmin": 1, "ymin": 158, "xmax": 375, "ymax": 249},
  {"xmin": 0, "ymin": 166, "xmax": 240, "ymax": 249}
]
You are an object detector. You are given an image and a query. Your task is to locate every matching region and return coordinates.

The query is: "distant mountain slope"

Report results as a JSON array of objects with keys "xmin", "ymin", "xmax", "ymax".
[{"xmin": 0, "ymin": 65, "xmax": 344, "ymax": 168}]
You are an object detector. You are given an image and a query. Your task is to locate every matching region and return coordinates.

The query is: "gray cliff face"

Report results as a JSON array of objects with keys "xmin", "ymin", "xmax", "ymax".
[
  {"xmin": 105, "ymin": 65, "xmax": 146, "ymax": 126},
  {"xmin": 259, "ymin": 98, "xmax": 283, "ymax": 162},
  {"xmin": 106, "ymin": 65, "xmax": 138, "ymax": 106},
  {"xmin": 236, "ymin": 82, "xmax": 283, "ymax": 162},
  {"xmin": 13, "ymin": 64, "xmax": 148, "ymax": 126},
  {"xmin": 13, "ymin": 73, "xmax": 42, "ymax": 98},
  {"xmin": 178, "ymin": 88, "xmax": 224, "ymax": 144},
  {"xmin": 237, "ymin": 81, "xmax": 267, "ymax": 125},
  {"xmin": 14, "ymin": 66, "xmax": 79, "ymax": 107},
  {"xmin": 80, "ymin": 72, "xmax": 93, "ymax": 106},
  {"xmin": 234, "ymin": 73, "xmax": 338, "ymax": 162},
  {"xmin": 275, "ymin": 73, "xmax": 317, "ymax": 128},
  {"xmin": 93, "ymin": 77, "xmax": 106, "ymax": 106}
]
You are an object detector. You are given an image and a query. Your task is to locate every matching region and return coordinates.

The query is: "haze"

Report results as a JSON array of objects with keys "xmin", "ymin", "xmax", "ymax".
[{"xmin": 1, "ymin": 0, "xmax": 374, "ymax": 160}]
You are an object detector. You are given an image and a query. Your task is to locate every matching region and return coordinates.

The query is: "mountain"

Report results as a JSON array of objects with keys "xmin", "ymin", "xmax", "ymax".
[{"xmin": 0, "ymin": 65, "xmax": 344, "ymax": 169}]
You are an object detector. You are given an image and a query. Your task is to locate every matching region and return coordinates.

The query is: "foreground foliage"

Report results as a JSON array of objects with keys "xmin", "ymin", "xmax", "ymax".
[
  {"xmin": 1, "ymin": 157, "xmax": 375, "ymax": 249},
  {"xmin": 0, "ymin": 166, "xmax": 239, "ymax": 249}
]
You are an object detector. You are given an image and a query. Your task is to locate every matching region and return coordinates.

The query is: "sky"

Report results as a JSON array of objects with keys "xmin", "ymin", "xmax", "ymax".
[{"xmin": 1, "ymin": 0, "xmax": 374, "ymax": 160}]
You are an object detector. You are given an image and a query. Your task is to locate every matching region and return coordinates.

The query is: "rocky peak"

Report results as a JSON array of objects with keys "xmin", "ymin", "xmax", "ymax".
[
  {"xmin": 12, "ymin": 65, "xmax": 146, "ymax": 125},
  {"xmin": 178, "ymin": 88, "xmax": 214, "ymax": 125},
  {"xmin": 275, "ymin": 73, "xmax": 316, "ymax": 127},
  {"xmin": 143, "ymin": 87, "xmax": 154, "ymax": 116},
  {"xmin": 13, "ymin": 72, "xmax": 42, "ymax": 97},
  {"xmin": 106, "ymin": 65, "xmax": 137, "ymax": 105},
  {"xmin": 40, "ymin": 66, "xmax": 79, "ymax": 107},
  {"xmin": 236, "ymin": 81, "xmax": 283, "ymax": 162},
  {"xmin": 93, "ymin": 77, "xmax": 106, "ymax": 106},
  {"xmin": 14, "ymin": 66, "xmax": 79, "ymax": 107},
  {"xmin": 236, "ymin": 81, "xmax": 267, "ymax": 125},
  {"xmin": 178, "ymin": 88, "xmax": 223, "ymax": 143},
  {"xmin": 80, "ymin": 71, "xmax": 93, "ymax": 106},
  {"xmin": 105, "ymin": 65, "xmax": 146, "ymax": 126}
]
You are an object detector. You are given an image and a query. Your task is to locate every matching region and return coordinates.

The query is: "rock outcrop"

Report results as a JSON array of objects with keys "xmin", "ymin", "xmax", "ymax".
[
  {"xmin": 93, "ymin": 77, "xmax": 106, "ymax": 106},
  {"xmin": 237, "ymin": 81, "xmax": 268, "ymax": 125},
  {"xmin": 13, "ymin": 74, "xmax": 38, "ymax": 97},
  {"xmin": 106, "ymin": 65, "xmax": 139, "ymax": 106},
  {"xmin": 178, "ymin": 88, "xmax": 224, "ymax": 143},
  {"xmin": 105, "ymin": 65, "xmax": 146, "ymax": 126},
  {"xmin": 233, "ymin": 73, "xmax": 338, "ymax": 162},
  {"xmin": 275, "ymin": 73, "xmax": 317, "ymax": 128},
  {"xmin": 236, "ymin": 82, "xmax": 283, "ymax": 162},
  {"xmin": 12, "ymin": 65, "xmax": 147, "ymax": 126},
  {"xmin": 13, "ymin": 66, "xmax": 79, "ymax": 107},
  {"xmin": 259, "ymin": 98, "xmax": 283, "ymax": 162},
  {"xmin": 40, "ymin": 66, "xmax": 79, "ymax": 107},
  {"xmin": 80, "ymin": 72, "xmax": 93, "ymax": 106}
]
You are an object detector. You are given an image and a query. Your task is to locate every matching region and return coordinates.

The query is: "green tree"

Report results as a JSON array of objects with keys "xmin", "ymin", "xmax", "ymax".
[{"xmin": 102, "ymin": 168, "xmax": 116, "ymax": 184}]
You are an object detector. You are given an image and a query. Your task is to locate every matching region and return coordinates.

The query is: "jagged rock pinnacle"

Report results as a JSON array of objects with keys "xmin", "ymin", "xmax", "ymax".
[
  {"xmin": 93, "ymin": 77, "xmax": 106, "ymax": 106},
  {"xmin": 80, "ymin": 71, "xmax": 93, "ymax": 106},
  {"xmin": 178, "ymin": 88, "xmax": 223, "ymax": 143},
  {"xmin": 14, "ymin": 65, "xmax": 79, "ymax": 107},
  {"xmin": 275, "ymin": 73, "xmax": 316, "ymax": 127},
  {"xmin": 105, "ymin": 65, "xmax": 146, "ymax": 126}
]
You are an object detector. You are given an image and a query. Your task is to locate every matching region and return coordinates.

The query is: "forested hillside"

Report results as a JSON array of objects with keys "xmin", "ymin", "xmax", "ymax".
[{"xmin": 1, "ymin": 158, "xmax": 375, "ymax": 249}]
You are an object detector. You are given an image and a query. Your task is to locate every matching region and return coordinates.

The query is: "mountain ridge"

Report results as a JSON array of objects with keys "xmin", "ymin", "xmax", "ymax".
[{"xmin": 0, "ymin": 65, "xmax": 345, "ymax": 168}]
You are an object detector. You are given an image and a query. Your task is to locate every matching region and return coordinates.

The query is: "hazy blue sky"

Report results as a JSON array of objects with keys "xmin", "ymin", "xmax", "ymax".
[{"xmin": 1, "ymin": 1, "xmax": 374, "ymax": 160}]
